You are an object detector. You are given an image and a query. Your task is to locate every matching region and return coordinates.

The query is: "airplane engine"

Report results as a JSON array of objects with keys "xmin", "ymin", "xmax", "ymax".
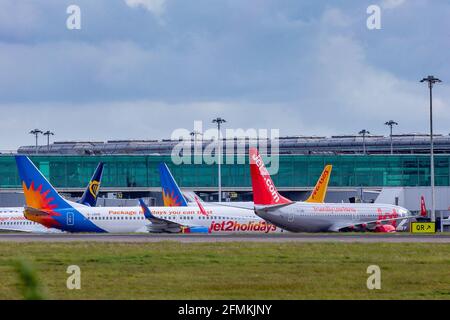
[{"xmin": 374, "ymin": 224, "xmax": 396, "ymax": 233}]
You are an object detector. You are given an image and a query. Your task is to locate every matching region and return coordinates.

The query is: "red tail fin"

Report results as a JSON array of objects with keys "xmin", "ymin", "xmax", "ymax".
[
  {"xmin": 420, "ymin": 196, "xmax": 427, "ymax": 217},
  {"xmin": 249, "ymin": 148, "xmax": 292, "ymax": 206}
]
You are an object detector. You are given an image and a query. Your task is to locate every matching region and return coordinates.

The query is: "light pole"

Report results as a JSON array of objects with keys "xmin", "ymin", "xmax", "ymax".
[
  {"xmin": 212, "ymin": 117, "xmax": 226, "ymax": 202},
  {"xmin": 190, "ymin": 130, "xmax": 203, "ymax": 162},
  {"xmin": 190, "ymin": 130, "xmax": 203, "ymax": 142},
  {"xmin": 358, "ymin": 129, "xmax": 370, "ymax": 155},
  {"xmin": 29, "ymin": 129, "xmax": 43, "ymax": 154},
  {"xmin": 43, "ymin": 131, "xmax": 54, "ymax": 152},
  {"xmin": 384, "ymin": 120, "xmax": 398, "ymax": 155},
  {"xmin": 420, "ymin": 75, "xmax": 442, "ymax": 228}
]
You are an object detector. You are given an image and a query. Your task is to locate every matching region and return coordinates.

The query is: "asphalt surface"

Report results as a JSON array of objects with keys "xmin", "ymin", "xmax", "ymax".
[{"xmin": 0, "ymin": 233, "xmax": 449, "ymax": 243}]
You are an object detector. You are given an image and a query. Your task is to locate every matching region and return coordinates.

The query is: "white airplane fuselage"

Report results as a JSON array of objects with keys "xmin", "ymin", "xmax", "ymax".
[
  {"xmin": 29, "ymin": 205, "xmax": 284, "ymax": 234},
  {"xmin": 255, "ymin": 202, "xmax": 412, "ymax": 232},
  {"xmin": 0, "ymin": 208, "xmax": 62, "ymax": 233}
]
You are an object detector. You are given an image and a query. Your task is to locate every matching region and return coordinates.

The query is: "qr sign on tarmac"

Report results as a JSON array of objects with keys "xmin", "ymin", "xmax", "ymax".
[{"xmin": 411, "ymin": 222, "xmax": 435, "ymax": 234}]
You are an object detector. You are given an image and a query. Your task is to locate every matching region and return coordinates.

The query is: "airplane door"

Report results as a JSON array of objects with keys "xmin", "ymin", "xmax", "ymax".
[
  {"xmin": 288, "ymin": 211, "xmax": 295, "ymax": 223},
  {"xmin": 288, "ymin": 213, "xmax": 294, "ymax": 222},
  {"xmin": 67, "ymin": 212, "xmax": 74, "ymax": 226}
]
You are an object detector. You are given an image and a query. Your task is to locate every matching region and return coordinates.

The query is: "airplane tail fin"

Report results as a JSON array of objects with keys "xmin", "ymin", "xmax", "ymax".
[
  {"xmin": 420, "ymin": 196, "xmax": 427, "ymax": 217},
  {"xmin": 158, "ymin": 163, "xmax": 188, "ymax": 207},
  {"xmin": 79, "ymin": 162, "xmax": 104, "ymax": 207},
  {"xmin": 249, "ymin": 148, "xmax": 292, "ymax": 206},
  {"xmin": 305, "ymin": 165, "xmax": 332, "ymax": 203},
  {"xmin": 15, "ymin": 156, "xmax": 72, "ymax": 211}
]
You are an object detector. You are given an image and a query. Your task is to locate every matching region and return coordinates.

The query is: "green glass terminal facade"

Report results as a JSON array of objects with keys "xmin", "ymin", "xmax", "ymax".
[{"xmin": 1, "ymin": 154, "xmax": 449, "ymax": 191}]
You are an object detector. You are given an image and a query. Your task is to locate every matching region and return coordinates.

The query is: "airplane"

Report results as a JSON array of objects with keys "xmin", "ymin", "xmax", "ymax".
[
  {"xmin": 249, "ymin": 148, "xmax": 413, "ymax": 233},
  {"xmin": 16, "ymin": 155, "xmax": 148, "ymax": 233},
  {"xmin": 16, "ymin": 155, "xmax": 282, "ymax": 233},
  {"xmin": 16, "ymin": 155, "xmax": 336, "ymax": 234},
  {"xmin": 0, "ymin": 161, "xmax": 104, "ymax": 233}
]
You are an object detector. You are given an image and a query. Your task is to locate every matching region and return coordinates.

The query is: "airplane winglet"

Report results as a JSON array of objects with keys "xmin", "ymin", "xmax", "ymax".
[
  {"xmin": 138, "ymin": 198, "xmax": 184, "ymax": 231},
  {"xmin": 194, "ymin": 196, "xmax": 209, "ymax": 216},
  {"xmin": 138, "ymin": 199, "xmax": 154, "ymax": 220}
]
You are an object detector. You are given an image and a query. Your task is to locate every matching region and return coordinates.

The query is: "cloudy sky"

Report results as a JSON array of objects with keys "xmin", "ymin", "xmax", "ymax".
[{"xmin": 0, "ymin": 0, "xmax": 449, "ymax": 150}]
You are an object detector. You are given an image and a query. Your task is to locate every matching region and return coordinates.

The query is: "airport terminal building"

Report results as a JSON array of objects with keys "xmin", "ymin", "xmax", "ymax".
[{"xmin": 2, "ymin": 133, "xmax": 450, "ymax": 219}]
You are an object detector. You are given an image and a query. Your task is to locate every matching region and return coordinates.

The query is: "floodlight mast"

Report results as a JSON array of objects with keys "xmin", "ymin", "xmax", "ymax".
[
  {"xmin": 420, "ymin": 75, "xmax": 442, "ymax": 227},
  {"xmin": 212, "ymin": 117, "xmax": 226, "ymax": 202}
]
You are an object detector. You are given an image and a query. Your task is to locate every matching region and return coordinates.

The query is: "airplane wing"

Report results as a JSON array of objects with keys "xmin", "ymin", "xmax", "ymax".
[
  {"xmin": 0, "ymin": 226, "xmax": 36, "ymax": 233},
  {"xmin": 328, "ymin": 216, "xmax": 412, "ymax": 232},
  {"xmin": 138, "ymin": 199, "xmax": 182, "ymax": 230},
  {"xmin": 0, "ymin": 225, "xmax": 61, "ymax": 233},
  {"xmin": 212, "ymin": 202, "xmax": 255, "ymax": 210},
  {"xmin": 138, "ymin": 199, "xmax": 205, "ymax": 233}
]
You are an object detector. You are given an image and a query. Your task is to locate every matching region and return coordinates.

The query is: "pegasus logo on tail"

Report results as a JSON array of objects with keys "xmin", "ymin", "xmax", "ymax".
[{"xmin": 306, "ymin": 165, "xmax": 332, "ymax": 203}]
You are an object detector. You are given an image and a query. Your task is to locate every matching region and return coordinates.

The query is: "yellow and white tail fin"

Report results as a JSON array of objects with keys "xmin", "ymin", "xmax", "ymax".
[{"xmin": 305, "ymin": 165, "xmax": 332, "ymax": 203}]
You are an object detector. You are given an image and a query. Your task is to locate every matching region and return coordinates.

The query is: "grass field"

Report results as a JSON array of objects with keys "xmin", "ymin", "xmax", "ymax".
[{"xmin": 0, "ymin": 242, "xmax": 449, "ymax": 299}]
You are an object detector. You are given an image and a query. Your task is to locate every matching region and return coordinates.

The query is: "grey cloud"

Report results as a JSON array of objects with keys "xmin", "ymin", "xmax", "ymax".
[{"xmin": 0, "ymin": 0, "xmax": 449, "ymax": 150}]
